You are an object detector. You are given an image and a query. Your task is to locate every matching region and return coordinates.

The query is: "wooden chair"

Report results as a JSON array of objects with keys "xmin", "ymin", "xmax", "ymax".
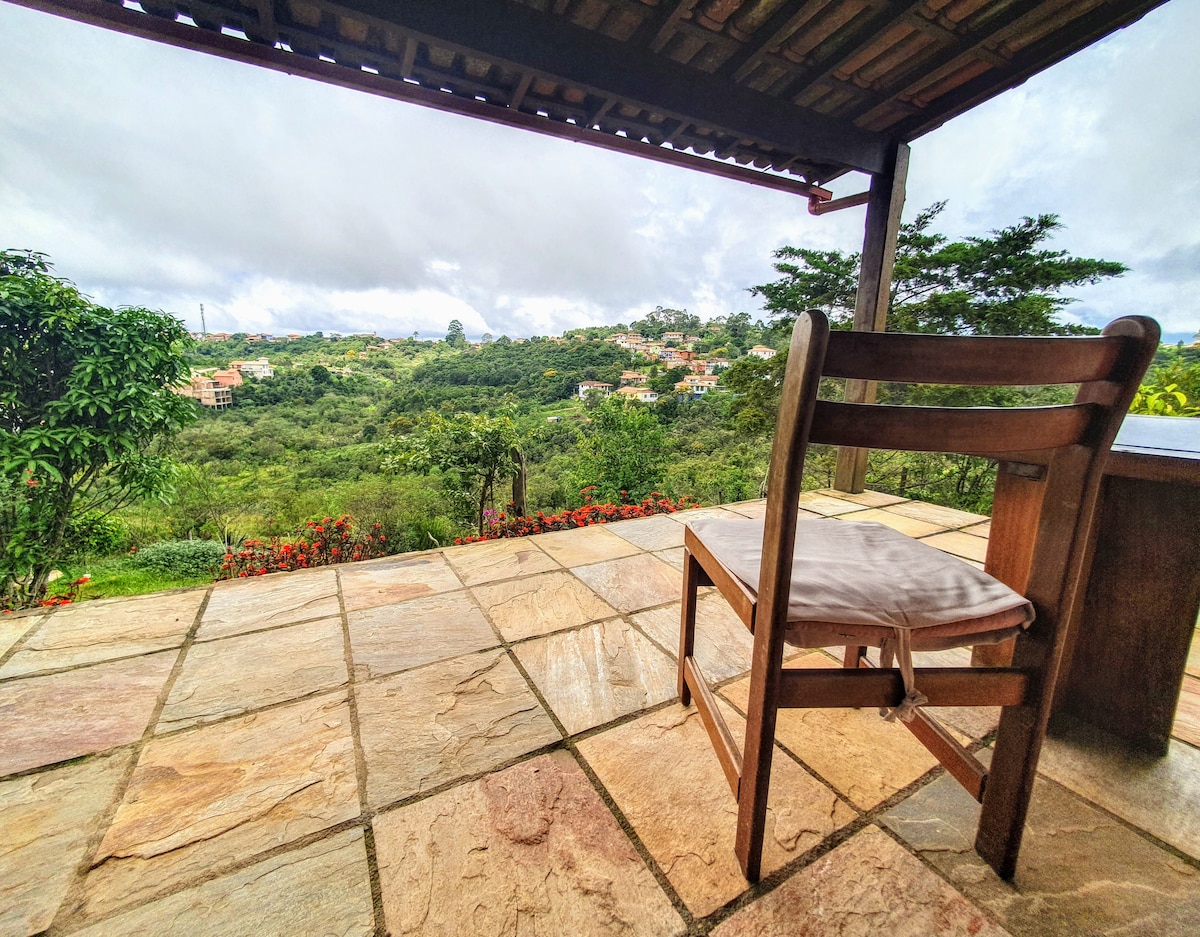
[{"xmin": 678, "ymin": 310, "xmax": 1158, "ymax": 882}]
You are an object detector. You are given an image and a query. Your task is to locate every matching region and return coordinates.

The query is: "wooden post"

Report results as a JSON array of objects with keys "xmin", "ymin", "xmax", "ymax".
[{"xmin": 833, "ymin": 141, "xmax": 909, "ymax": 493}]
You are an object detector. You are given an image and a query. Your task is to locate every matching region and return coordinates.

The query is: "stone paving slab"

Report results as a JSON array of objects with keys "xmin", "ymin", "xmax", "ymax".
[
  {"xmin": 834, "ymin": 506, "xmax": 947, "ymax": 538},
  {"xmin": 669, "ymin": 506, "xmax": 747, "ymax": 524},
  {"xmin": 533, "ymin": 524, "xmax": 642, "ymax": 566},
  {"xmin": 4, "ymin": 491, "xmax": 1199, "ymax": 936},
  {"xmin": 373, "ymin": 750, "xmax": 685, "ymax": 937},
  {"xmin": 158, "ymin": 616, "xmax": 348, "ymax": 732},
  {"xmin": 0, "ymin": 650, "xmax": 176, "ymax": 775},
  {"xmin": 572, "ymin": 553, "xmax": 681, "ymax": 614},
  {"xmin": 443, "ymin": 537, "xmax": 560, "ymax": 585},
  {"xmin": 471, "ymin": 570, "xmax": 616, "ymax": 641},
  {"xmin": 920, "ymin": 529, "xmax": 990, "ymax": 563},
  {"xmin": 721, "ymin": 652, "xmax": 958, "ymax": 811},
  {"xmin": 815, "ymin": 488, "xmax": 909, "ymax": 508},
  {"xmin": 633, "ymin": 595, "xmax": 754, "ymax": 684},
  {"xmin": 722, "ymin": 499, "xmax": 769, "ymax": 518},
  {"xmin": 712, "ymin": 826, "xmax": 1012, "ymax": 937},
  {"xmin": 0, "ymin": 612, "xmax": 41, "ymax": 659},
  {"xmin": 1038, "ymin": 718, "xmax": 1200, "ymax": 861},
  {"xmin": 1174, "ymin": 675, "xmax": 1200, "ymax": 749},
  {"xmin": 0, "ymin": 751, "xmax": 131, "ymax": 937},
  {"xmin": 83, "ymin": 691, "xmax": 359, "ymax": 919},
  {"xmin": 72, "ymin": 829, "xmax": 375, "ymax": 937},
  {"xmin": 339, "ymin": 554, "xmax": 463, "ymax": 612},
  {"xmin": 347, "ymin": 590, "xmax": 498, "ymax": 680},
  {"xmin": 515, "ymin": 618, "xmax": 677, "ymax": 734},
  {"xmin": 579, "ymin": 704, "xmax": 857, "ymax": 918},
  {"xmin": 0, "ymin": 591, "xmax": 203, "ymax": 677},
  {"xmin": 198, "ymin": 568, "xmax": 339, "ymax": 640},
  {"xmin": 798, "ymin": 491, "xmax": 873, "ymax": 516},
  {"xmin": 882, "ymin": 757, "xmax": 1200, "ymax": 936},
  {"xmin": 885, "ymin": 501, "xmax": 988, "ymax": 528},
  {"xmin": 606, "ymin": 513, "xmax": 688, "ymax": 550},
  {"xmin": 355, "ymin": 649, "xmax": 560, "ymax": 807}
]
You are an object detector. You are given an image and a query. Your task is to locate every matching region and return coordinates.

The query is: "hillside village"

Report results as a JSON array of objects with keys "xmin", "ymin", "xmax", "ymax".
[{"xmin": 175, "ymin": 312, "xmax": 783, "ymax": 409}]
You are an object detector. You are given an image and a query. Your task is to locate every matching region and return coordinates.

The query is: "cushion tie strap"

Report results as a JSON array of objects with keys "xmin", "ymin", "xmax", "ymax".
[{"xmin": 878, "ymin": 628, "xmax": 928, "ymax": 724}]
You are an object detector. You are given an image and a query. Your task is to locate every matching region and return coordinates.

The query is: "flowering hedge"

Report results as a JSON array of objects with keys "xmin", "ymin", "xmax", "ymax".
[
  {"xmin": 454, "ymin": 490, "xmax": 701, "ymax": 544},
  {"xmin": 218, "ymin": 515, "xmax": 386, "ymax": 579}
]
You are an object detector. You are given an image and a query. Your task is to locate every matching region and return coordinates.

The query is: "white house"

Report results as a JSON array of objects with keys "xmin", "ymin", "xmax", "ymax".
[
  {"xmin": 747, "ymin": 345, "xmax": 777, "ymax": 360},
  {"xmin": 616, "ymin": 386, "xmax": 658, "ymax": 403},
  {"xmin": 577, "ymin": 380, "xmax": 613, "ymax": 400},
  {"xmin": 231, "ymin": 357, "xmax": 275, "ymax": 379}
]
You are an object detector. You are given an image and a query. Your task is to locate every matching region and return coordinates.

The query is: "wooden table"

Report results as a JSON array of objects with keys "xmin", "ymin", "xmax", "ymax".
[{"xmin": 984, "ymin": 415, "xmax": 1200, "ymax": 755}]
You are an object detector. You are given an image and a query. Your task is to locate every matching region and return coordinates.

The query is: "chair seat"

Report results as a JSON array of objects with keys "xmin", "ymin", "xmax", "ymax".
[{"xmin": 688, "ymin": 516, "xmax": 1034, "ymax": 650}]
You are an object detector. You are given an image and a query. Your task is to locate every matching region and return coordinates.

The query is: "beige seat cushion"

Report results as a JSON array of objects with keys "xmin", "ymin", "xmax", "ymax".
[{"xmin": 688, "ymin": 516, "xmax": 1034, "ymax": 650}]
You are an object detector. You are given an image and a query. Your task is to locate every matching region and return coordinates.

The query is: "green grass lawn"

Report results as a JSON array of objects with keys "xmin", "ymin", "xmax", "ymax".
[{"xmin": 45, "ymin": 555, "xmax": 215, "ymax": 602}]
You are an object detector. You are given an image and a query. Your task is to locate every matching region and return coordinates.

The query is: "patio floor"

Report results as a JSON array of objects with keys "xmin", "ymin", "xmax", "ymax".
[{"xmin": 3, "ymin": 489, "xmax": 1200, "ymax": 936}]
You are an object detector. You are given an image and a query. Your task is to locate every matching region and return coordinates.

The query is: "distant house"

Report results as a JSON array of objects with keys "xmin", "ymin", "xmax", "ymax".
[
  {"xmin": 286, "ymin": 333, "xmax": 303, "ymax": 340},
  {"xmin": 616, "ymin": 386, "xmax": 658, "ymax": 403},
  {"xmin": 211, "ymin": 369, "xmax": 243, "ymax": 388},
  {"xmin": 232, "ymin": 357, "xmax": 274, "ymax": 379},
  {"xmin": 705, "ymin": 358, "xmax": 730, "ymax": 374},
  {"xmin": 577, "ymin": 380, "xmax": 613, "ymax": 400},
  {"xmin": 205, "ymin": 332, "xmax": 231, "ymax": 342},
  {"xmin": 689, "ymin": 360, "xmax": 709, "ymax": 374},
  {"xmin": 174, "ymin": 376, "xmax": 232, "ymax": 409},
  {"xmin": 748, "ymin": 345, "xmax": 777, "ymax": 360},
  {"xmin": 619, "ymin": 370, "xmax": 648, "ymax": 385},
  {"xmin": 686, "ymin": 375, "xmax": 720, "ymax": 392},
  {"xmin": 662, "ymin": 331, "xmax": 684, "ymax": 343}
]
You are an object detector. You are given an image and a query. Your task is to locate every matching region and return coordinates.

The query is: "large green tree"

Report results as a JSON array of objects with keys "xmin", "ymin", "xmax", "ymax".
[
  {"xmin": 575, "ymin": 396, "xmax": 666, "ymax": 500},
  {"xmin": 1, "ymin": 251, "xmax": 196, "ymax": 607},
  {"xmin": 381, "ymin": 409, "xmax": 522, "ymax": 534},
  {"xmin": 751, "ymin": 203, "xmax": 1125, "ymax": 335}
]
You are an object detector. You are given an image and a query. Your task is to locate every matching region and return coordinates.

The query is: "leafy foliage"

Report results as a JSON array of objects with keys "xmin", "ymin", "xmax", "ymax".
[
  {"xmin": 130, "ymin": 539, "xmax": 228, "ymax": 578},
  {"xmin": 575, "ymin": 396, "xmax": 667, "ymax": 501},
  {"xmin": 751, "ymin": 203, "xmax": 1124, "ymax": 335},
  {"xmin": 384, "ymin": 337, "xmax": 630, "ymax": 413},
  {"xmin": 381, "ymin": 410, "xmax": 522, "ymax": 533},
  {"xmin": 218, "ymin": 515, "xmax": 386, "ymax": 577},
  {"xmin": 1, "ymin": 250, "xmax": 195, "ymax": 607}
]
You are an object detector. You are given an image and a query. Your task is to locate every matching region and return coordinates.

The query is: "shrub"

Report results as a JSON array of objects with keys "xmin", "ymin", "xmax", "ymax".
[
  {"xmin": 63, "ymin": 512, "xmax": 129, "ymax": 558},
  {"xmin": 131, "ymin": 540, "xmax": 228, "ymax": 578},
  {"xmin": 217, "ymin": 515, "xmax": 386, "ymax": 578},
  {"xmin": 455, "ymin": 490, "xmax": 700, "ymax": 543}
]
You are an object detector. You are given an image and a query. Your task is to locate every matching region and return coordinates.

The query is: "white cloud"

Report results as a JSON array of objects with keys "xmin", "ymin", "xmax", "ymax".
[{"xmin": 0, "ymin": 1, "xmax": 1197, "ymax": 340}]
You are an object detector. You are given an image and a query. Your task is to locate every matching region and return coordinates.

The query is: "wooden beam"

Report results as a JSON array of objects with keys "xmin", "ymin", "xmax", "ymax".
[
  {"xmin": 725, "ymin": 0, "xmax": 828, "ymax": 82},
  {"xmin": 777, "ymin": 667, "xmax": 1031, "ymax": 709},
  {"xmin": 889, "ymin": 0, "xmax": 1170, "ymax": 141},
  {"xmin": 833, "ymin": 140, "xmax": 909, "ymax": 493},
  {"xmin": 8, "ymin": 0, "xmax": 834, "ymax": 198},
  {"xmin": 301, "ymin": 0, "xmax": 892, "ymax": 173}
]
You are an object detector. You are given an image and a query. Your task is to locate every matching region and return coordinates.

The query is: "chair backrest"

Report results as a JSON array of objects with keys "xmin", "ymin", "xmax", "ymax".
[{"xmin": 756, "ymin": 310, "xmax": 1159, "ymax": 659}]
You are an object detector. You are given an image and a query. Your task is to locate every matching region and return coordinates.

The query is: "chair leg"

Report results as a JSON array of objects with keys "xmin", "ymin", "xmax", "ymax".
[
  {"xmin": 679, "ymin": 549, "xmax": 701, "ymax": 706},
  {"xmin": 973, "ymin": 702, "xmax": 1046, "ymax": 880},
  {"xmin": 843, "ymin": 645, "xmax": 867, "ymax": 668},
  {"xmin": 733, "ymin": 614, "xmax": 788, "ymax": 882}
]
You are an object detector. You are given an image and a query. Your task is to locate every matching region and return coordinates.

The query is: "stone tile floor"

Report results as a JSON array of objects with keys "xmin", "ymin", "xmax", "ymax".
[{"xmin": 3, "ymin": 489, "xmax": 1199, "ymax": 936}]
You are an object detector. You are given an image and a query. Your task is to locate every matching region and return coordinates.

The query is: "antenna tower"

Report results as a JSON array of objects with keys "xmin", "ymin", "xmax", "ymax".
[{"xmin": 200, "ymin": 303, "xmax": 208, "ymax": 338}]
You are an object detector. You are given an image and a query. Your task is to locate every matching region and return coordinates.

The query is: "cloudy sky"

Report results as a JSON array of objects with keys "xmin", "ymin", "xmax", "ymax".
[{"xmin": 1, "ymin": 1, "xmax": 1197, "ymax": 341}]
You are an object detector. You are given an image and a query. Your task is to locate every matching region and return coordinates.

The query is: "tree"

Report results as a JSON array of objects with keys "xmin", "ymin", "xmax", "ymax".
[
  {"xmin": 381, "ymin": 409, "xmax": 522, "ymax": 534},
  {"xmin": 576, "ymin": 396, "xmax": 666, "ymax": 500},
  {"xmin": 1, "ymin": 251, "xmax": 195, "ymax": 607},
  {"xmin": 445, "ymin": 319, "xmax": 466, "ymax": 346},
  {"xmin": 751, "ymin": 203, "xmax": 1125, "ymax": 335}
]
